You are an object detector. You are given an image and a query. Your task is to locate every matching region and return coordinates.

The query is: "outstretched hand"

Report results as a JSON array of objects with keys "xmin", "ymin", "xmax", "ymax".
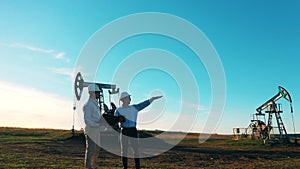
[{"xmin": 150, "ymin": 95, "xmax": 163, "ymax": 102}]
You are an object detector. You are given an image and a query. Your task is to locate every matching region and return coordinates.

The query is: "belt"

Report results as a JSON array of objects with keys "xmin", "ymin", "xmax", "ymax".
[{"xmin": 122, "ymin": 127, "xmax": 136, "ymax": 130}]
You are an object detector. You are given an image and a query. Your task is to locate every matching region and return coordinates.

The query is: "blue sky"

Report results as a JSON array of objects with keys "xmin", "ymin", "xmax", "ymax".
[{"xmin": 0, "ymin": 1, "xmax": 299, "ymax": 134}]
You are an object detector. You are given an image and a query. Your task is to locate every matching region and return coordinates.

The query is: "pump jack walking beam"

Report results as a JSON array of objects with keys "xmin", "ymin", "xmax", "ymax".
[
  {"xmin": 256, "ymin": 86, "xmax": 292, "ymax": 114},
  {"xmin": 74, "ymin": 72, "xmax": 119, "ymax": 101}
]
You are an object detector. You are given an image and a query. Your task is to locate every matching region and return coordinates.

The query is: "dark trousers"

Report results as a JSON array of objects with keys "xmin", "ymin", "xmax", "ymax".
[{"xmin": 121, "ymin": 127, "xmax": 140, "ymax": 169}]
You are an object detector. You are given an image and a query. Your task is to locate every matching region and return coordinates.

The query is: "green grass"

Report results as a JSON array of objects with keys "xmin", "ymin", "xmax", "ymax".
[
  {"xmin": 0, "ymin": 127, "xmax": 299, "ymax": 169},
  {"xmin": 0, "ymin": 127, "xmax": 83, "ymax": 169}
]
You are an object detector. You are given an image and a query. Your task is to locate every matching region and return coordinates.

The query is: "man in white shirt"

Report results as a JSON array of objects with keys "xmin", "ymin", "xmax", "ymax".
[
  {"xmin": 115, "ymin": 91, "xmax": 162, "ymax": 169},
  {"xmin": 83, "ymin": 84, "xmax": 101, "ymax": 169}
]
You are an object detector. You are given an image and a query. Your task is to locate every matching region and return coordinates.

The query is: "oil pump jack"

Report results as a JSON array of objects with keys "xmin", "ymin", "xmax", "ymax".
[
  {"xmin": 254, "ymin": 86, "xmax": 293, "ymax": 140},
  {"xmin": 73, "ymin": 72, "xmax": 124, "ymax": 134}
]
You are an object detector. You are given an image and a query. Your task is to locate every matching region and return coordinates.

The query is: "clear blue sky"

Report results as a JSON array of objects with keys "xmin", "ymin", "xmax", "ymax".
[{"xmin": 0, "ymin": 0, "xmax": 299, "ymax": 134}]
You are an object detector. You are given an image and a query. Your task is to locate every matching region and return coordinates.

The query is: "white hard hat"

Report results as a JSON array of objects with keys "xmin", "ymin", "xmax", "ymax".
[
  {"xmin": 120, "ymin": 91, "xmax": 130, "ymax": 100},
  {"xmin": 88, "ymin": 84, "xmax": 100, "ymax": 92}
]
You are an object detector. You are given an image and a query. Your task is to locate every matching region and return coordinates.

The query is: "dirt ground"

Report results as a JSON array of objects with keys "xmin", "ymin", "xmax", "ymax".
[{"xmin": 0, "ymin": 127, "xmax": 299, "ymax": 169}]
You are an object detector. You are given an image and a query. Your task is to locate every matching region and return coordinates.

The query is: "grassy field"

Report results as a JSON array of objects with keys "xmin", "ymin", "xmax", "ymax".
[{"xmin": 0, "ymin": 127, "xmax": 299, "ymax": 169}]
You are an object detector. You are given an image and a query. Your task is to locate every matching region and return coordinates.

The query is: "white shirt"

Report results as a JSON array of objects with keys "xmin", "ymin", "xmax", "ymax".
[{"xmin": 83, "ymin": 98, "xmax": 101, "ymax": 136}]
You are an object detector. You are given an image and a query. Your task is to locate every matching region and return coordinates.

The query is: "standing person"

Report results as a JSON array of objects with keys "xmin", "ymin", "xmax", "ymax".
[
  {"xmin": 83, "ymin": 84, "xmax": 102, "ymax": 169},
  {"xmin": 114, "ymin": 91, "xmax": 162, "ymax": 169}
]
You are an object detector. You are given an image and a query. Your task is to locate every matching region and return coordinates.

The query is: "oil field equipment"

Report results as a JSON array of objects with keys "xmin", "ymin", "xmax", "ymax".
[
  {"xmin": 255, "ymin": 86, "xmax": 293, "ymax": 140},
  {"xmin": 233, "ymin": 86, "xmax": 295, "ymax": 142},
  {"xmin": 73, "ymin": 72, "xmax": 124, "ymax": 133}
]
